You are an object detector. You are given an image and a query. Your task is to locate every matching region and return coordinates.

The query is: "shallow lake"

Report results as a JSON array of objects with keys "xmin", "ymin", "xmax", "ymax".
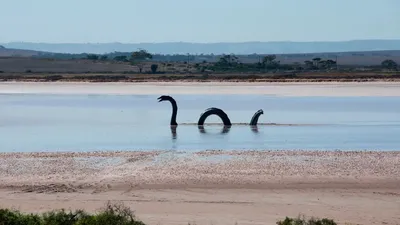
[{"xmin": 1, "ymin": 94, "xmax": 400, "ymax": 152}]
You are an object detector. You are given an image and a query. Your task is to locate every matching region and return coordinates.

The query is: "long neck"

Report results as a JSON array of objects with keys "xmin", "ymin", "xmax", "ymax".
[{"xmin": 170, "ymin": 99, "xmax": 178, "ymax": 126}]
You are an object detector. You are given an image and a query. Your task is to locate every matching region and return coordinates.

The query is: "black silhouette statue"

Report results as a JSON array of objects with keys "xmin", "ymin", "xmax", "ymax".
[
  {"xmin": 157, "ymin": 95, "xmax": 263, "ymax": 130},
  {"xmin": 158, "ymin": 95, "xmax": 234, "ymax": 126},
  {"xmin": 157, "ymin": 95, "xmax": 178, "ymax": 126},
  {"xmin": 197, "ymin": 107, "xmax": 232, "ymax": 126},
  {"xmin": 249, "ymin": 109, "xmax": 264, "ymax": 126}
]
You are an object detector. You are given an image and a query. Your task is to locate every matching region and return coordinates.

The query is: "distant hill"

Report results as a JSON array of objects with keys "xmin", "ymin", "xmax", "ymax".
[
  {"xmin": 2, "ymin": 40, "xmax": 400, "ymax": 55},
  {"xmin": 0, "ymin": 46, "xmax": 45, "ymax": 57}
]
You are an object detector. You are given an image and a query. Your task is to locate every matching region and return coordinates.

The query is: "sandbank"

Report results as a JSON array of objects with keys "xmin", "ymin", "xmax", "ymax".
[{"xmin": 0, "ymin": 81, "xmax": 400, "ymax": 96}]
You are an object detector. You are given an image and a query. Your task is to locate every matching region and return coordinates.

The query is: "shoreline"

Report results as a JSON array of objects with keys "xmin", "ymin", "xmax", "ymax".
[
  {"xmin": 1, "ymin": 149, "xmax": 399, "ymax": 188},
  {"xmin": 2, "ymin": 78, "xmax": 400, "ymax": 83},
  {"xmin": 1, "ymin": 81, "xmax": 400, "ymax": 96},
  {"xmin": 1, "ymin": 149, "xmax": 399, "ymax": 225},
  {"xmin": 1, "ymin": 70, "xmax": 400, "ymax": 83}
]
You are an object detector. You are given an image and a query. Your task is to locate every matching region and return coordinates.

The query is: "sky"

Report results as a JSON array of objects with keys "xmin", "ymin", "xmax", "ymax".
[{"xmin": 0, "ymin": 0, "xmax": 399, "ymax": 43}]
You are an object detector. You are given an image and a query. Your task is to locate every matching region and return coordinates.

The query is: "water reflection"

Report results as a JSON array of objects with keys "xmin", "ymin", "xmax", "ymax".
[
  {"xmin": 170, "ymin": 125, "xmax": 261, "ymax": 139},
  {"xmin": 197, "ymin": 125, "xmax": 231, "ymax": 134},
  {"xmin": 170, "ymin": 126, "xmax": 177, "ymax": 139},
  {"xmin": 170, "ymin": 125, "xmax": 260, "ymax": 140},
  {"xmin": 250, "ymin": 125, "xmax": 259, "ymax": 133}
]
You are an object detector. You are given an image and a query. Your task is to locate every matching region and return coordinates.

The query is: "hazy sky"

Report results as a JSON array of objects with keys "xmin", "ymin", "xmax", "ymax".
[{"xmin": 1, "ymin": 0, "xmax": 399, "ymax": 43}]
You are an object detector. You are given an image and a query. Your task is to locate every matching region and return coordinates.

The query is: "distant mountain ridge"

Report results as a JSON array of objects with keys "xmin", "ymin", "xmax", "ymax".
[
  {"xmin": 0, "ymin": 47, "xmax": 48, "ymax": 57},
  {"xmin": 2, "ymin": 40, "xmax": 400, "ymax": 55}
]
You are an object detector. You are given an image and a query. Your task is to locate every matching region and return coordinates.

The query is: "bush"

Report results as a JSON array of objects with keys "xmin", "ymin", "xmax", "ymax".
[
  {"xmin": 150, "ymin": 64, "xmax": 158, "ymax": 73},
  {"xmin": 86, "ymin": 54, "xmax": 99, "ymax": 60},
  {"xmin": 113, "ymin": 56, "xmax": 129, "ymax": 62},
  {"xmin": 0, "ymin": 203, "xmax": 339, "ymax": 225},
  {"xmin": 100, "ymin": 55, "xmax": 108, "ymax": 60},
  {"xmin": 277, "ymin": 215, "xmax": 337, "ymax": 225},
  {"xmin": 0, "ymin": 202, "xmax": 145, "ymax": 225}
]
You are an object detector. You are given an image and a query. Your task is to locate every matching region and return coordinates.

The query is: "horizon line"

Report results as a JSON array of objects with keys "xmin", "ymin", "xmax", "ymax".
[{"xmin": 2, "ymin": 38, "xmax": 400, "ymax": 45}]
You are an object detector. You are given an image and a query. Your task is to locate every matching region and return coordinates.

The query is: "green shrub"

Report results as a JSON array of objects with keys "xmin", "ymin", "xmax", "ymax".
[
  {"xmin": 0, "ymin": 208, "xmax": 42, "ymax": 225},
  {"xmin": 0, "ymin": 202, "xmax": 145, "ymax": 225},
  {"xmin": 277, "ymin": 215, "xmax": 337, "ymax": 225}
]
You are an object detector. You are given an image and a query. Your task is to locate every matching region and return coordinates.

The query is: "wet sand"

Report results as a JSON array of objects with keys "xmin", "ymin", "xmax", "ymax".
[
  {"xmin": 1, "ymin": 150, "xmax": 399, "ymax": 225},
  {"xmin": 1, "ymin": 81, "xmax": 400, "ymax": 96}
]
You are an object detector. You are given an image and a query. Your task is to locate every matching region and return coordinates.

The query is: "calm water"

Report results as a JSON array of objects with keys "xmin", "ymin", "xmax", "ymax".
[{"xmin": 1, "ymin": 94, "xmax": 400, "ymax": 152}]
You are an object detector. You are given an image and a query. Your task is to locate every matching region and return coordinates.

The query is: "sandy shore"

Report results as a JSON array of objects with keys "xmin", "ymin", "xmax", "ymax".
[
  {"xmin": 1, "ymin": 81, "xmax": 400, "ymax": 96},
  {"xmin": 1, "ymin": 150, "xmax": 399, "ymax": 225}
]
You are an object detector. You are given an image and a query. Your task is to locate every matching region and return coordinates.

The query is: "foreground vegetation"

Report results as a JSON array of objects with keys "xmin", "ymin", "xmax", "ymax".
[
  {"xmin": 277, "ymin": 216, "xmax": 337, "ymax": 225},
  {"xmin": 0, "ymin": 202, "xmax": 339, "ymax": 225},
  {"xmin": 0, "ymin": 202, "xmax": 145, "ymax": 225}
]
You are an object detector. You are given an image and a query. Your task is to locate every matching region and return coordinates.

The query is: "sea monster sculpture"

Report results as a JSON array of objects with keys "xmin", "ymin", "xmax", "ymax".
[
  {"xmin": 249, "ymin": 109, "xmax": 264, "ymax": 133},
  {"xmin": 157, "ymin": 95, "xmax": 179, "ymax": 126},
  {"xmin": 197, "ymin": 107, "xmax": 232, "ymax": 134},
  {"xmin": 249, "ymin": 109, "xmax": 264, "ymax": 126},
  {"xmin": 157, "ymin": 95, "xmax": 263, "ymax": 127},
  {"xmin": 197, "ymin": 107, "xmax": 232, "ymax": 126}
]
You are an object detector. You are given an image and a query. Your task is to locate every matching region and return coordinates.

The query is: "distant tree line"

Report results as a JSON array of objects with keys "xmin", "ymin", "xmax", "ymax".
[
  {"xmin": 77, "ymin": 52, "xmax": 400, "ymax": 73},
  {"xmin": 189, "ymin": 54, "xmax": 340, "ymax": 73},
  {"xmin": 31, "ymin": 49, "xmax": 399, "ymax": 73}
]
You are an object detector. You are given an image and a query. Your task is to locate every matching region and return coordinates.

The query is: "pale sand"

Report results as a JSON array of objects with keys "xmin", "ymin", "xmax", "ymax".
[
  {"xmin": 1, "ymin": 81, "xmax": 400, "ymax": 96},
  {"xmin": 1, "ymin": 150, "xmax": 400, "ymax": 225}
]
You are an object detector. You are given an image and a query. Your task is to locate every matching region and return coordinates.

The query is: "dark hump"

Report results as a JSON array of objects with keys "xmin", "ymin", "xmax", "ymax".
[{"xmin": 198, "ymin": 107, "xmax": 232, "ymax": 126}]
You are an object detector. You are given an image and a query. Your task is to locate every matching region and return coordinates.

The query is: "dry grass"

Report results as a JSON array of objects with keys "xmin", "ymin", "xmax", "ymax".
[{"xmin": 0, "ymin": 57, "xmax": 135, "ymax": 73}]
